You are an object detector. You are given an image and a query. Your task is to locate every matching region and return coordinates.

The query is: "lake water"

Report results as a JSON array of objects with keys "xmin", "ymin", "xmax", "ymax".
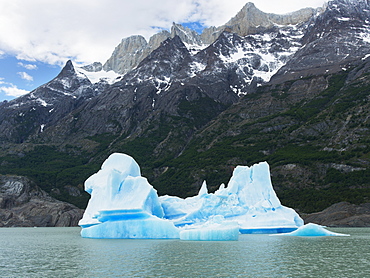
[{"xmin": 0, "ymin": 227, "xmax": 369, "ymax": 278}]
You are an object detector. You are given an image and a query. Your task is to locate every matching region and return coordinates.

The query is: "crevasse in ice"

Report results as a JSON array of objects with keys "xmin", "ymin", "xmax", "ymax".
[{"xmin": 79, "ymin": 153, "xmax": 304, "ymax": 240}]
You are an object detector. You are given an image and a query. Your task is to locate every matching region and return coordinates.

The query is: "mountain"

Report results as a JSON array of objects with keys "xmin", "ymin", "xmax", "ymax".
[
  {"xmin": 0, "ymin": 0, "xmax": 369, "ymax": 218},
  {"xmin": 102, "ymin": 2, "xmax": 321, "ymax": 75},
  {"xmin": 272, "ymin": 0, "xmax": 370, "ymax": 83}
]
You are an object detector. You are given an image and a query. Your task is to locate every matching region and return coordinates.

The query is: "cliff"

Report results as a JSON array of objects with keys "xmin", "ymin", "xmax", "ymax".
[{"xmin": 0, "ymin": 175, "xmax": 84, "ymax": 227}]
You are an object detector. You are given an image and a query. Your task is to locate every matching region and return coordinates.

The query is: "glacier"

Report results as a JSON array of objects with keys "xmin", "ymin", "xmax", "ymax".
[{"xmin": 79, "ymin": 153, "xmax": 304, "ymax": 240}]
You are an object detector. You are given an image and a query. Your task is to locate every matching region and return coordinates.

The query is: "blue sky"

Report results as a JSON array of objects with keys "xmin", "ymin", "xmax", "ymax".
[
  {"xmin": 0, "ymin": 55, "xmax": 60, "ymax": 101},
  {"xmin": 0, "ymin": 0, "xmax": 326, "ymax": 102}
]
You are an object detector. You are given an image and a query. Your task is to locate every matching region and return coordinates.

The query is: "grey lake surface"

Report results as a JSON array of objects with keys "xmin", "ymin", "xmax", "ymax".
[{"xmin": 0, "ymin": 227, "xmax": 369, "ymax": 278}]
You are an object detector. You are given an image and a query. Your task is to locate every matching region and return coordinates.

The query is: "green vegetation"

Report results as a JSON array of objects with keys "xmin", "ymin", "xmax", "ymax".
[
  {"xmin": 1, "ymin": 70, "xmax": 369, "ymax": 213},
  {"xmin": 277, "ymin": 184, "xmax": 370, "ymax": 213},
  {"xmin": 0, "ymin": 145, "xmax": 97, "ymax": 208},
  {"xmin": 142, "ymin": 71, "xmax": 370, "ymax": 211}
]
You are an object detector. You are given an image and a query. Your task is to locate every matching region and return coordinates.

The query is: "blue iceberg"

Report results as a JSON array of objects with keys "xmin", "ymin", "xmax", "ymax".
[
  {"xmin": 79, "ymin": 153, "xmax": 304, "ymax": 240},
  {"xmin": 179, "ymin": 216, "xmax": 239, "ymax": 241},
  {"xmin": 160, "ymin": 162, "xmax": 303, "ymax": 234},
  {"xmin": 79, "ymin": 153, "xmax": 179, "ymax": 239},
  {"xmin": 272, "ymin": 223, "xmax": 350, "ymax": 237}
]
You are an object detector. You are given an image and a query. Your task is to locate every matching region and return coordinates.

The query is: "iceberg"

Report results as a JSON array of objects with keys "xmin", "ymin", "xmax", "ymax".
[
  {"xmin": 79, "ymin": 153, "xmax": 178, "ymax": 239},
  {"xmin": 179, "ymin": 216, "xmax": 239, "ymax": 241},
  {"xmin": 272, "ymin": 223, "xmax": 350, "ymax": 237},
  {"xmin": 79, "ymin": 153, "xmax": 304, "ymax": 240},
  {"xmin": 160, "ymin": 162, "xmax": 303, "ymax": 234}
]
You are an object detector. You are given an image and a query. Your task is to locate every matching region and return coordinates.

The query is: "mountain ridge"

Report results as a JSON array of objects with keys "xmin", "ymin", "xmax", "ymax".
[
  {"xmin": 0, "ymin": 0, "xmax": 369, "ymax": 218},
  {"xmin": 101, "ymin": 2, "xmax": 324, "ymax": 75}
]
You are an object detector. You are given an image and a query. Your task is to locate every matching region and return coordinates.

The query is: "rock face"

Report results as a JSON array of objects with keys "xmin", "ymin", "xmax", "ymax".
[
  {"xmin": 103, "ymin": 23, "xmax": 205, "ymax": 75},
  {"xmin": 102, "ymin": 2, "xmax": 321, "ymax": 75},
  {"xmin": 0, "ymin": 175, "xmax": 84, "ymax": 227},
  {"xmin": 103, "ymin": 35, "xmax": 149, "ymax": 74},
  {"xmin": 219, "ymin": 3, "xmax": 320, "ymax": 37},
  {"xmin": 302, "ymin": 202, "xmax": 370, "ymax": 227}
]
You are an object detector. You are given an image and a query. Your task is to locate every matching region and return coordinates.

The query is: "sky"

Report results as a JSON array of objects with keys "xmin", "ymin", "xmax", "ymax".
[{"xmin": 0, "ymin": 0, "xmax": 327, "ymax": 102}]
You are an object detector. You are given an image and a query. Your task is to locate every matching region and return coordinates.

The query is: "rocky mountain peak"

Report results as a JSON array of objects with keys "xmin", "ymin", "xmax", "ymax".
[
  {"xmin": 101, "ymin": 3, "xmax": 324, "ymax": 76},
  {"xmin": 56, "ymin": 60, "xmax": 76, "ymax": 78},
  {"xmin": 171, "ymin": 23, "xmax": 203, "ymax": 46},
  {"xmin": 103, "ymin": 35, "xmax": 148, "ymax": 74},
  {"xmin": 223, "ymin": 2, "xmax": 320, "ymax": 37},
  {"xmin": 225, "ymin": 2, "xmax": 270, "ymax": 34},
  {"xmin": 127, "ymin": 35, "xmax": 192, "ymax": 82},
  {"xmin": 81, "ymin": 62, "xmax": 103, "ymax": 72}
]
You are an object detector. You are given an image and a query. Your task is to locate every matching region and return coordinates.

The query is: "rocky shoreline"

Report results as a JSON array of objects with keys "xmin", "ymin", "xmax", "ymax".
[
  {"xmin": 301, "ymin": 202, "xmax": 370, "ymax": 227},
  {"xmin": 0, "ymin": 175, "xmax": 84, "ymax": 227}
]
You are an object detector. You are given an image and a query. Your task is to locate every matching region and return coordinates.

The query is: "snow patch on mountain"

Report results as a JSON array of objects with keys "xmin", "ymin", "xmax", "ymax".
[
  {"xmin": 75, "ymin": 66, "xmax": 121, "ymax": 85},
  {"xmin": 36, "ymin": 98, "xmax": 50, "ymax": 107},
  {"xmin": 212, "ymin": 25, "xmax": 305, "ymax": 87},
  {"xmin": 152, "ymin": 77, "xmax": 171, "ymax": 94},
  {"xmin": 184, "ymin": 42, "xmax": 208, "ymax": 55},
  {"xmin": 189, "ymin": 61, "xmax": 207, "ymax": 77},
  {"xmin": 359, "ymin": 32, "xmax": 370, "ymax": 43}
]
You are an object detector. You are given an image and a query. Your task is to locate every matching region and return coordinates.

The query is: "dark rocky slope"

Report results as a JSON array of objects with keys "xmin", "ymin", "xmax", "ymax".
[
  {"xmin": 302, "ymin": 202, "xmax": 370, "ymax": 227},
  {"xmin": 0, "ymin": 175, "xmax": 83, "ymax": 227}
]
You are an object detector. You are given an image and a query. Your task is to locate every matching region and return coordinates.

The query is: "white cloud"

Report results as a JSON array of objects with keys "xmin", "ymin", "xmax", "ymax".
[
  {"xmin": 18, "ymin": 62, "xmax": 38, "ymax": 70},
  {"xmin": 17, "ymin": 72, "xmax": 33, "ymax": 81},
  {"xmin": 0, "ymin": 0, "xmax": 326, "ymax": 66},
  {"xmin": 0, "ymin": 84, "xmax": 28, "ymax": 97}
]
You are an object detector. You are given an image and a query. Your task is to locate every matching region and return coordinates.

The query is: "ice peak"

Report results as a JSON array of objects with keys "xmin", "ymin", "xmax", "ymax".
[{"xmin": 198, "ymin": 181, "xmax": 208, "ymax": 196}]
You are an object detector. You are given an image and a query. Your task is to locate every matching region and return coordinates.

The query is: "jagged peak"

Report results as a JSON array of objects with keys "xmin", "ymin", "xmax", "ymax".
[
  {"xmin": 170, "ymin": 23, "xmax": 203, "ymax": 47},
  {"xmin": 231, "ymin": 1, "xmax": 320, "ymax": 23},
  {"xmin": 56, "ymin": 60, "xmax": 76, "ymax": 78},
  {"xmin": 222, "ymin": 2, "xmax": 320, "ymax": 37},
  {"xmin": 154, "ymin": 35, "xmax": 189, "ymax": 54},
  {"xmin": 171, "ymin": 22, "xmax": 196, "ymax": 36},
  {"xmin": 101, "ymin": 2, "xmax": 324, "ymax": 75}
]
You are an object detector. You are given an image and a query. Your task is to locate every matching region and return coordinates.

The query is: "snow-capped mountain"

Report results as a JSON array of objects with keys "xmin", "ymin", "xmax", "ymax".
[
  {"xmin": 272, "ymin": 0, "xmax": 370, "ymax": 83},
  {"xmin": 1, "ymin": 0, "xmax": 370, "ymax": 213},
  {"xmin": 102, "ymin": 2, "xmax": 321, "ymax": 75},
  {"xmin": 2, "ymin": 0, "xmax": 370, "ymax": 143},
  {"xmin": 0, "ymin": 60, "xmax": 118, "ymax": 142},
  {"xmin": 0, "ymin": 1, "xmax": 318, "ymax": 143}
]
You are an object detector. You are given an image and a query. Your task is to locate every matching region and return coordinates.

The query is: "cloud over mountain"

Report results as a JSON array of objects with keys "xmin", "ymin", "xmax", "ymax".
[{"xmin": 0, "ymin": 0, "xmax": 326, "ymax": 66}]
